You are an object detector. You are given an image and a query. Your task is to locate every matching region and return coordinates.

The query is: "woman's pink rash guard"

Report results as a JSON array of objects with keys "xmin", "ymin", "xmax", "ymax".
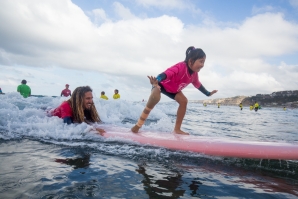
[
  {"xmin": 51, "ymin": 101, "xmax": 73, "ymax": 118},
  {"xmin": 160, "ymin": 61, "xmax": 201, "ymax": 93}
]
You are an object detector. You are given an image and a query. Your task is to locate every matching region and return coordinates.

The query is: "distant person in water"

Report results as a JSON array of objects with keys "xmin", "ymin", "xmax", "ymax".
[
  {"xmin": 61, "ymin": 84, "xmax": 71, "ymax": 97},
  {"xmin": 283, "ymin": 107, "xmax": 286, "ymax": 111},
  {"xmin": 17, "ymin": 80, "xmax": 31, "ymax": 98},
  {"xmin": 239, "ymin": 103, "xmax": 243, "ymax": 110},
  {"xmin": 250, "ymin": 104, "xmax": 253, "ymax": 110},
  {"xmin": 254, "ymin": 101, "xmax": 259, "ymax": 112},
  {"xmin": 113, "ymin": 89, "xmax": 120, "ymax": 99},
  {"xmin": 0, "ymin": 87, "xmax": 2, "ymax": 94},
  {"xmin": 217, "ymin": 103, "xmax": 220, "ymax": 108},
  {"xmin": 131, "ymin": 46, "xmax": 217, "ymax": 135},
  {"xmin": 50, "ymin": 86, "xmax": 105, "ymax": 133},
  {"xmin": 100, "ymin": 91, "xmax": 108, "ymax": 100}
]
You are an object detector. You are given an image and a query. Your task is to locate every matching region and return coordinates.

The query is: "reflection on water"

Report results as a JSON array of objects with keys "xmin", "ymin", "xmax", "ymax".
[
  {"xmin": 136, "ymin": 165, "xmax": 185, "ymax": 198},
  {"xmin": 1, "ymin": 94, "xmax": 298, "ymax": 198},
  {"xmin": 0, "ymin": 139, "xmax": 298, "ymax": 198},
  {"xmin": 55, "ymin": 154, "xmax": 91, "ymax": 169},
  {"xmin": 136, "ymin": 164, "xmax": 204, "ymax": 198}
]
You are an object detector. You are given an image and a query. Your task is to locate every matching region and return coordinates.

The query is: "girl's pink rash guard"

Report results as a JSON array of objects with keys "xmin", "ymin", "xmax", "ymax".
[{"xmin": 160, "ymin": 61, "xmax": 201, "ymax": 93}]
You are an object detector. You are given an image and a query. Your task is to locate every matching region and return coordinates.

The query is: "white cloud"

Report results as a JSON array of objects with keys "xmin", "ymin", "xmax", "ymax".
[
  {"xmin": 0, "ymin": 0, "xmax": 298, "ymax": 100},
  {"xmin": 289, "ymin": 0, "xmax": 298, "ymax": 8},
  {"xmin": 252, "ymin": 5, "xmax": 275, "ymax": 15},
  {"xmin": 91, "ymin": 8, "xmax": 110, "ymax": 25},
  {"xmin": 134, "ymin": 0, "xmax": 205, "ymax": 20},
  {"xmin": 0, "ymin": 76, "xmax": 19, "ymax": 87},
  {"xmin": 113, "ymin": 2, "xmax": 136, "ymax": 20},
  {"xmin": 276, "ymin": 62, "xmax": 298, "ymax": 89},
  {"xmin": 185, "ymin": 12, "xmax": 298, "ymax": 61},
  {"xmin": 135, "ymin": 0, "xmax": 187, "ymax": 10}
]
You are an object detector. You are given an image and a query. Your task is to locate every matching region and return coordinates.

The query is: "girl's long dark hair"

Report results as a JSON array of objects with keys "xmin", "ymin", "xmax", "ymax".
[{"xmin": 184, "ymin": 46, "xmax": 206, "ymax": 66}]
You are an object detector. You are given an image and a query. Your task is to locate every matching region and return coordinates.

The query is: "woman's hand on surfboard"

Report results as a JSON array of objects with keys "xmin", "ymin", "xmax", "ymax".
[
  {"xmin": 95, "ymin": 127, "xmax": 105, "ymax": 136},
  {"xmin": 209, "ymin": 90, "xmax": 218, "ymax": 96},
  {"xmin": 147, "ymin": 76, "xmax": 160, "ymax": 90}
]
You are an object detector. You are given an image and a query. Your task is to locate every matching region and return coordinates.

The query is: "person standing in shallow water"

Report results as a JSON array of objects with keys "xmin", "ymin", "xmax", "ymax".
[
  {"xmin": 239, "ymin": 103, "xmax": 243, "ymax": 110},
  {"xmin": 113, "ymin": 89, "xmax": 120, "ymax": 99},
  {"xmin": 17, "ymin": 80, "xmax": 31, "ymax": 98},
  {"xmin": 61, "ymin": 84, "xmax": 71, "ymax": 97},
  {"xmin": 250, "ymin": 104, "xmax": 254, "ymax": 110},
  {"xmin": 131, "ymin": 46, "xmax": 218, "ymax": 135},
  {"xmin": 100, "ymin": 91, "xmax": 108, "ymax": 100},
  {"xmin": 254, "ymin": 101, "xmax": 259, "ymax": 112}
]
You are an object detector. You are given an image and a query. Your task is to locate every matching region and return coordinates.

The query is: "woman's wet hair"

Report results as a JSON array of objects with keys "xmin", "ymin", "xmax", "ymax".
[
  {"xmin": 184, "ymin": 46, "xmax": 206, "ymax": 66},
  {"xmin": 101, "ymin": 91, "xmax": 105, "ymax": 95},
  {"xmin": 21, "ymin": 80, "xmax": 27, "ymax": 84},
  {"xmin": 68, "ymin": 86, "xmax": 101, "ymax": 123}
]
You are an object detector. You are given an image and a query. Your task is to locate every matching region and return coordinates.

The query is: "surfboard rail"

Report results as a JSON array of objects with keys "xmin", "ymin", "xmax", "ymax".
[{"xmin": 102, "ymin": 130, "xmax": 298, "ymax": 160}]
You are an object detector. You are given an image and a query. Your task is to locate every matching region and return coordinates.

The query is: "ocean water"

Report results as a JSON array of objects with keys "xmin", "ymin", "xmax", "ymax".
[{"xmin": 0, "ymin": 92, "xmax": 298, "ymax": 199}]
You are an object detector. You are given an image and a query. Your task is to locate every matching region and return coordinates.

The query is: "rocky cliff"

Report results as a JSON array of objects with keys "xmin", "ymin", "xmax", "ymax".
[
  {"xmin": 199, "ymin": 96, "xmax": 247, "ymax": 105},
  {"xmin": 241, "ymin": 90, "xmax": 298, "ymax": 107},
  {"xmin": 191, "ymin": 90, "xmax": 298, "ymax": 107}
]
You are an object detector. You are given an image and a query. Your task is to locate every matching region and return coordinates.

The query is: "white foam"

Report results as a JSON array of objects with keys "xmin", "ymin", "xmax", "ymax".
[
  {"xmin": 0, "ymin": 93, "xmax": 174, "ymax": 142},
  {"xmin": 1, "ymin": 92, "xmax": 298, "ymax": 152}
]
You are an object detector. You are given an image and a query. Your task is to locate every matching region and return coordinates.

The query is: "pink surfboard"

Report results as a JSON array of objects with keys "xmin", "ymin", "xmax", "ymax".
[{"xmin": 102, "ymin": 130, "xmax": 298, "ymax": 160}]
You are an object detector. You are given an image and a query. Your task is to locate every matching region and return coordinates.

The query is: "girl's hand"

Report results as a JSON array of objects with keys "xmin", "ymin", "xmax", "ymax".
[
  {"xmin": 209, "ymin": 90, "xmax": 218, "ymax": 96},
  {"xmin": 147, "ymin": 76, "xmax": 161, "ymax": 90}
]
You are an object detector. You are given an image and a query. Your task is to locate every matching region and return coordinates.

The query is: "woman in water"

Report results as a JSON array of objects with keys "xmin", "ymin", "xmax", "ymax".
[{"xmin": 51, "ymin": 86, "xmax": 105, "ymax": 133}]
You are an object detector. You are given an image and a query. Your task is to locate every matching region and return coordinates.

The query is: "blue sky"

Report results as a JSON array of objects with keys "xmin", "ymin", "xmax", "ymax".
[
  {"xmin": 0, "ymin": 0, "xmax": 298, "ymax": 101},
  {"xmin": 73, "ymin": 0, "xmax": 298, "ymax": 24}
]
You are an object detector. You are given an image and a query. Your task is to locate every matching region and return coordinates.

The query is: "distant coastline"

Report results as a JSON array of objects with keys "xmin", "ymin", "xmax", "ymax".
[
  {"xmin": 190, "ymin": 90, "xmax": 298, "ymax": 108},
  {"xmin": 2, "ymin": 91, "xmax": 298, "ymax": 108},
  {"xmin": 0, "ymin": 93, "xmax": 58, "ymax": 97}
]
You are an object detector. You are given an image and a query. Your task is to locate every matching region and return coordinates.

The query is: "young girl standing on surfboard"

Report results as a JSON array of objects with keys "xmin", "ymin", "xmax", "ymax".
[{"xmin": 131, "ymin": 46, "xmax": 218, "ymax": 135}]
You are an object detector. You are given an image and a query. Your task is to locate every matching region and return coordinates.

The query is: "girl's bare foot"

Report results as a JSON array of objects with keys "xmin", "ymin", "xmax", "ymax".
[
  {"xmin": 131, "ymin": 125, "xmax": 140, "ymax": 133},
  {"xmin": 173, "ymin": 129, "xmax": 189, "ymax": 135}
]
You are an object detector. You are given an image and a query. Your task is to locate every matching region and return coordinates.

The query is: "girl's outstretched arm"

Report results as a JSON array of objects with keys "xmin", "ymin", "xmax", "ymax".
[
  {"xmin": 209, "ymin": 90, "xmax": 218, "ymax": 96},
  {"xmin": 156, "ymin": 73, "xmax": 167, "ymax": 82},
  {"xmin": 198, "ymin": 84, "xmax": 217, "ymax": 96},
  {"xmin": 147, "ymin": 76, "xmax": 161, "ymax": 90}
]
